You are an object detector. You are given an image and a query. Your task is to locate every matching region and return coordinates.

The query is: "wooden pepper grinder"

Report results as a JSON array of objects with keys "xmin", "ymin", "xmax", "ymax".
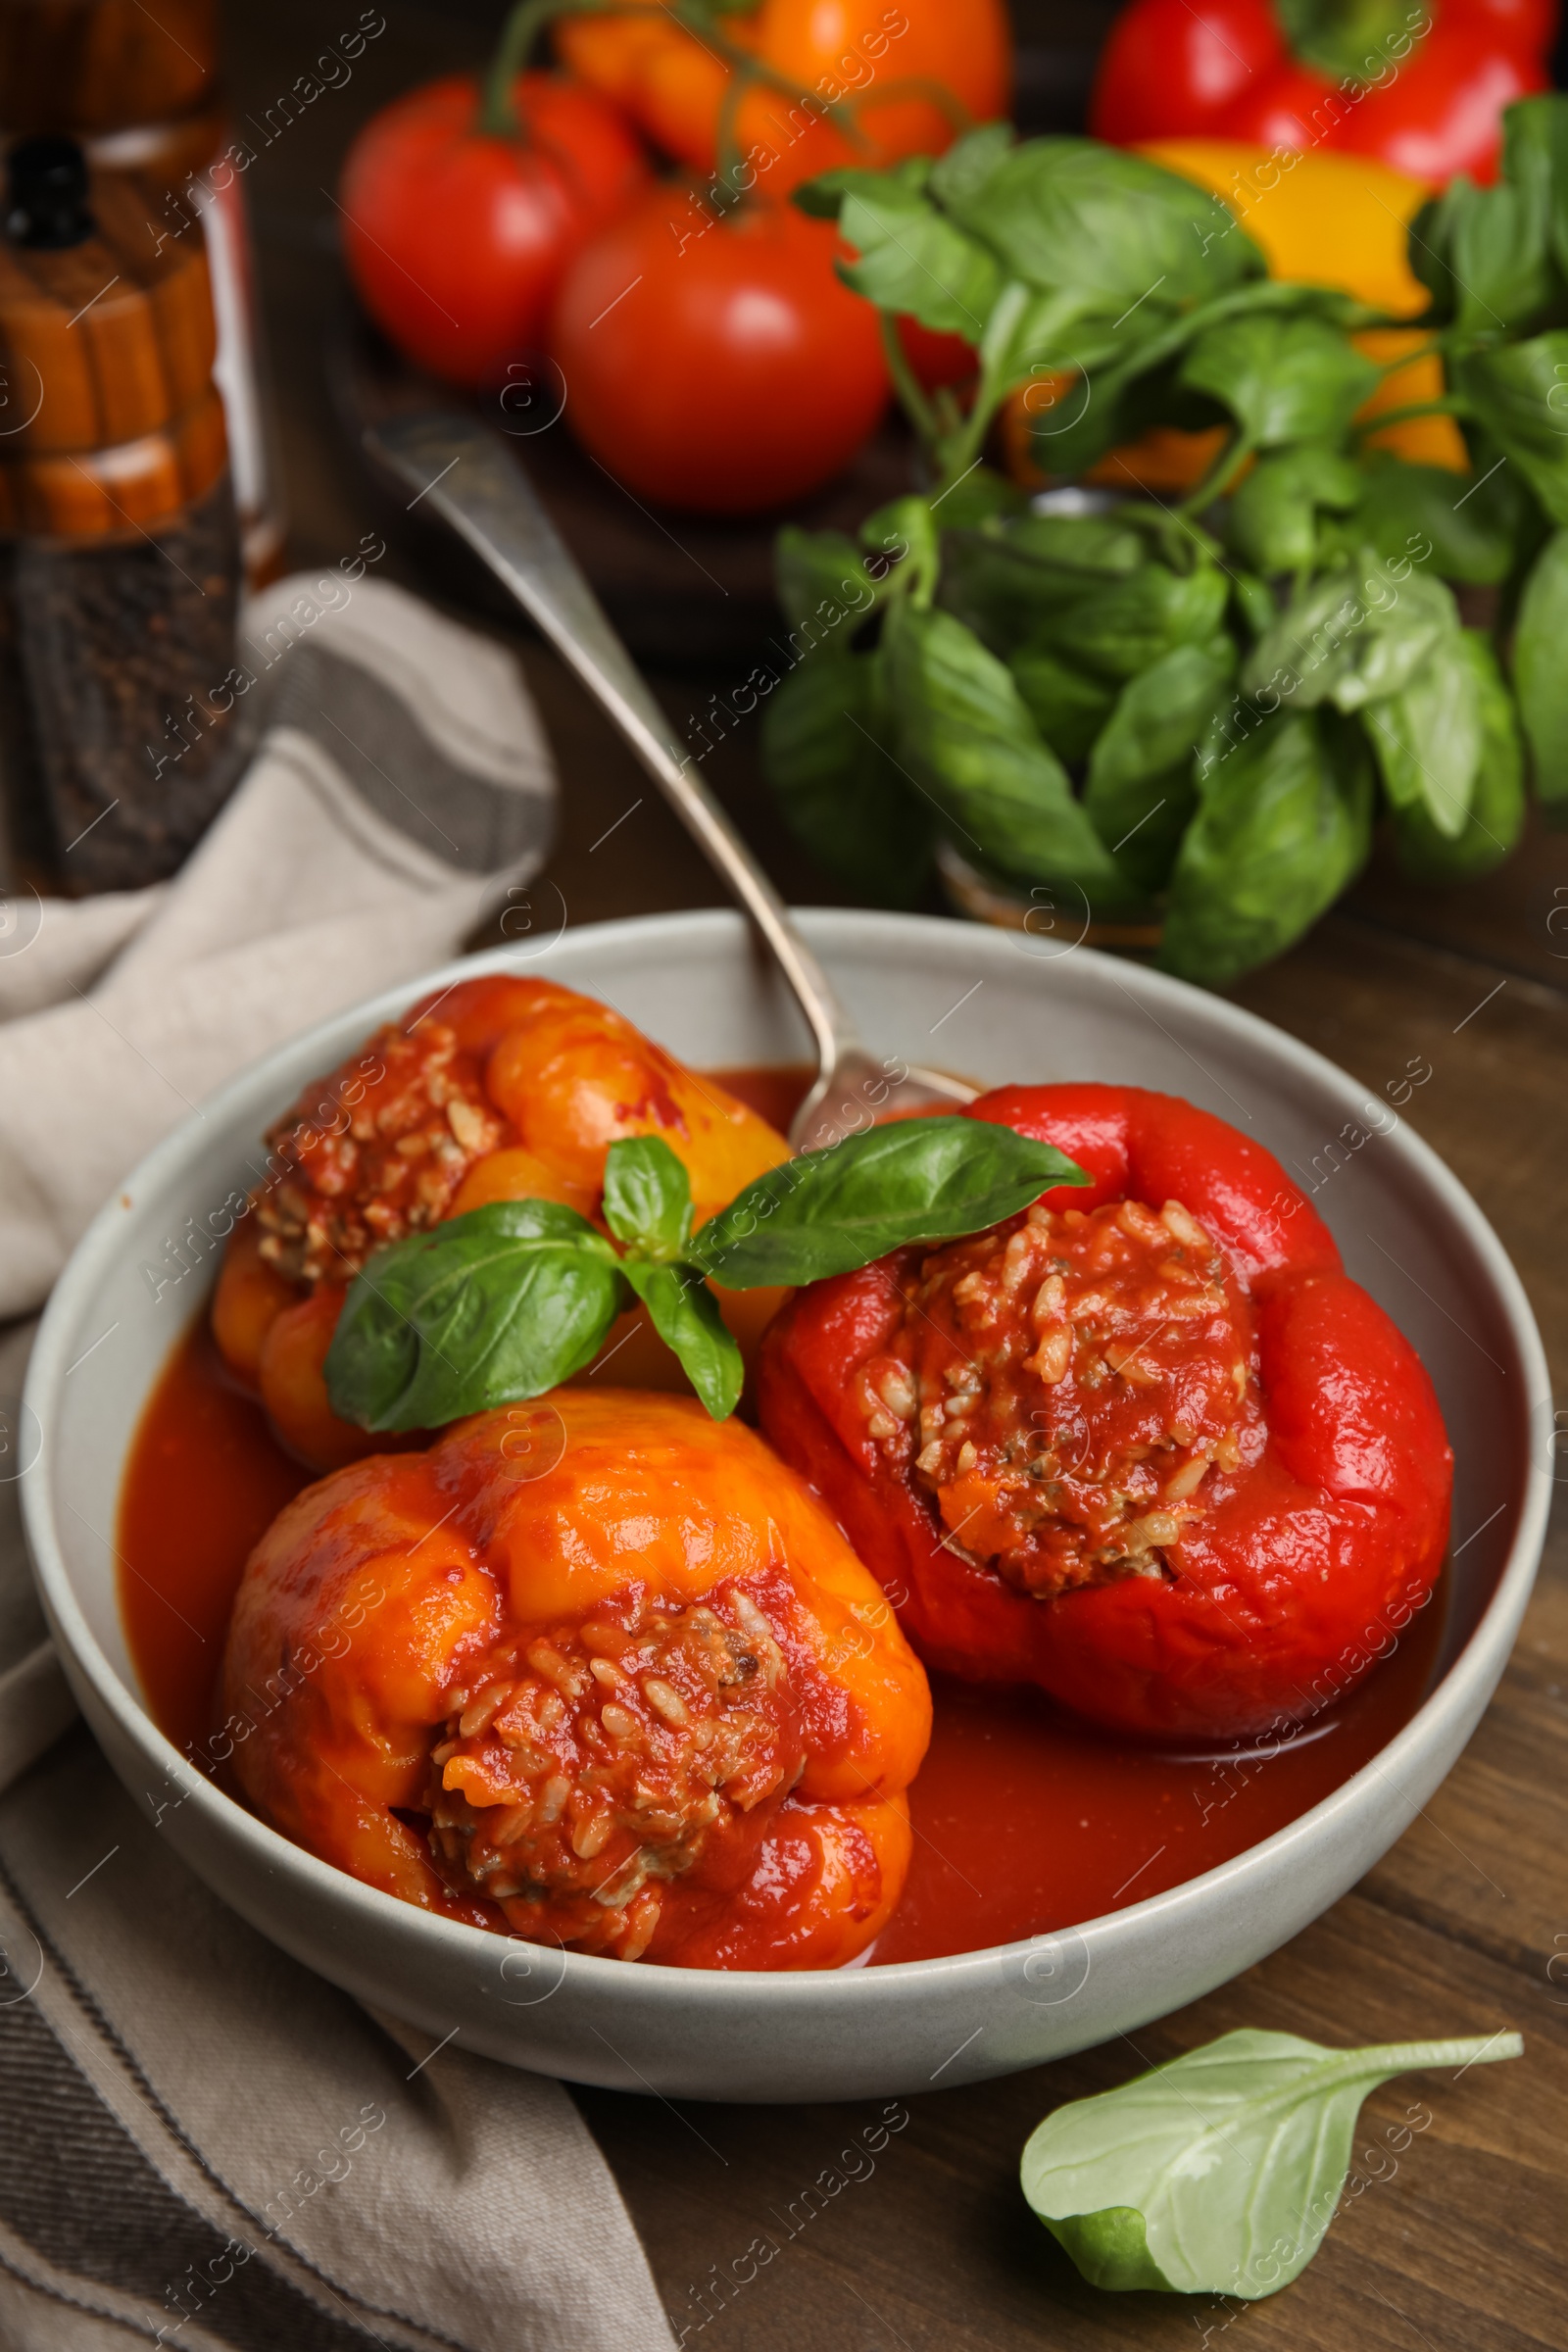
[
  {"xmin": 0, "ymin": 133, "xmax": 248, "ymax": 894},
  {"xmin": 0, "ymin": 0, "xmax": 285, "ymax": 583}
]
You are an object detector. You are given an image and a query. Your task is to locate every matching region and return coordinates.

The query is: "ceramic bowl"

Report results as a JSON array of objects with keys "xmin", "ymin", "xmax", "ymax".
[{"xmin": 21, "ymin": 910, "xmax": 1552, "ymax": 2102}]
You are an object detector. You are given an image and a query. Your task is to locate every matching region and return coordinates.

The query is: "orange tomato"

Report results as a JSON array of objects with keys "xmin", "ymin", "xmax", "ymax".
[{"xmin": 557, "ymin": 0, "xmax": 1013, "ymax": 196}]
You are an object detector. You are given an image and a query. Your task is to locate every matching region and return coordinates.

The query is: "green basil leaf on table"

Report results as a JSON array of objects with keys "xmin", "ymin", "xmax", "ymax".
[
  {"xmin": 324, "ymin": 1202, "xmax": 626, "ymax": 1434},
  {"xmin": 1040, "ymin": 558, "xmax": 1229, "ymax": 683},
  {"xmin": 1008, "ymin": 647, "xmax": 1118, "ymax": 764},
  {"xmin": 1361, "ymin": 627, "xmax": 1485, "ymax": 839},
  {"xmin": 939, "ymin": 139, "xmax": 1265, "ymax": 313},
  {"xmin": 1021, "ymin": 2028, "xmax": 1522, "ymax": 2297},
  {"xmin": 882, "ymin": 601, "xmax": 1131, "ymax": 898},
  {"xmin": 760, "ymin": 642, "xmax": 933, "ymax": 905},
  {"xmin": 1161, "ymin": 709, "xmax": 1373, "ymax": 985},
  {"xmin": 619, "ymin": 1258, "xmax": 744, "ymax": 1421},
  {"xmin": 1339, "ymin": 451, "xmax": 1527, "ymax": 586},
  {"xmin": 1390, "ymin": 631, "xmax": 1526, "ymax": 879},
  {"xmin": 1452, "ymin": 334, "xmax": 1568, "ymax": 525},
  {"xmin": 1084, "ymin": 639, "xmax": 1235, "ymax": 896},
  {"xmin": 601, "ymin": 1135, "xmax": 693, "ymax": 1260},
  {"xmin": 1228, "ymin": 445, "xmax": 1362, "ymax": 576},
  {"xmin": 691, "ymin": 1118, "xmax": 1089, "ymax": 1291},
  {"xmin": 1180, "ymin": 313, "xmax": 1379, "ymax": 449},
  {"xmin": 1511, "ymin": 523, "xmax": 1568, "ymax": 812}
]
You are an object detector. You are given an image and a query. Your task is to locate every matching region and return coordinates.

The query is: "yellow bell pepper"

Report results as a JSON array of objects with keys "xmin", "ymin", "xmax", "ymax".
[{"xmin": 1000, "ymin": 140, "xmax": 1467, "ymax": 492}]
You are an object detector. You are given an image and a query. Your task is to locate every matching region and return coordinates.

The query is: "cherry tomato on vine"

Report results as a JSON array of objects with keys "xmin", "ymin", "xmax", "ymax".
[
  {"xmin": 558, "ymin": 0, "xmax": 1013, "ymax": 197},
  {"xmin": 549, "ymin": 187, "xmax": 889, "ymax": 514},
  {"xmin": 339, "ymin": 72, "xmax": 649, "ymax": 389}
]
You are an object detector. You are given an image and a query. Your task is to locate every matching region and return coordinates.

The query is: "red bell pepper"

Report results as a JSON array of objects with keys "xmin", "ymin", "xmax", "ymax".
[
  {"xmin": 1090, "ymin": 0, "xmax": 1552, "ymax": 185},
  {"xmin": 757, "ymin": 1084, "xmax": 1452, "ymax": 1742}
]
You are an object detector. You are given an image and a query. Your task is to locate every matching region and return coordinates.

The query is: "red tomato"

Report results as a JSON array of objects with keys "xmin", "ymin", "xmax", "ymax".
[
  {"xmin": 549, "ymin": 188, "xmax": 889, "ymax": 514},
  {"xmin": 339, "ymin": 73, "xmax": 648, "ymax": 390},
  {"xmin": 1090, "ymin": 0, "xmax": 1287, "ymax": 142},
  {"xmin": 896, "ymin": 315, "xmax": 976, "ymax": 393}
]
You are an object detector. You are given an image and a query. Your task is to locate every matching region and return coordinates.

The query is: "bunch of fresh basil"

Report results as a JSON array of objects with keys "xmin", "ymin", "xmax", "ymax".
[{"xmin": 764, "ymin": 101, "xmax": 1568, "ymax": 986}]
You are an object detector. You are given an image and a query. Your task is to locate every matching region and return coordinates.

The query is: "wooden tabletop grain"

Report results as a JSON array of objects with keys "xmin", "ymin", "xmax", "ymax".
[{"xmin": 227, "ymin": 7, "xmax": 1568, "ymax": 2341}]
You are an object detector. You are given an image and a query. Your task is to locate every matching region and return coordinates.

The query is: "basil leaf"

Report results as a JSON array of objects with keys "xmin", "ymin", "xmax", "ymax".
[
  {"xmin": 1228, "ymin": 445, "xmax": 1362, "ymax": 576},
  {"xmin": 1180, "ymin": 314, "xmax": 1378, "ymax": 450},
  {"xmin": 940, "ymin": 139, "xmax": 1265, "ymax": 314},
  {"xmin": 1022, "ymin": 2028, "xmax": 1521, "ymax": 2298},
  {"xmin": 1085, "ymin": 640, "xmax": 1234, "ymax": 895},
  {"xmin": 620, "ymin": 1259, "xmax": 743, "ymax": 1421},
  {"xmin": 324, "ymin": 1203, "xmax": 626, "ymax": 1433},
  {"xmin": 1008, "ymin": 647, "xmax": 1117, "ymax": 763},
  {"xmin": 1362, "ymin": 632, "xmax": 1484, "ymax": 839},
  {"xmin": 1439, "ymin": 95, "xmax": 1565, "ymax": 335},
  {"xmin": 1452, "ymin": 334, "xmax": 1568, "ymax": 524},
  {"xmin": 1340, "ymin": 452, "xmax": 1527, "ymax": 586},
  {"xmin": 774, "ymin": 525, "xmax": 890, "ymax": 641},
  {"xmin": 925, "ymin": 121, "xmax": 1015, "ymax": 215},
  {"xmin": 691, "ymin": 1117, "xmax": 1089, "ymax": 1290},
  {"xmin": 1512, "ymin": 525, "xmax": 1568, "ymax": 811},
  {"xmin": 1162, "ymin": 710, "xmax": 1372, "ymax": 985},
  {"xmin": 883, "ymin": 602, "xmax": 1130, "ymax": 897},
  {"xmin": 1041, "ymin": 559, "xmax": 1229, "ymax": 684},
  {"xmin": 941, "ymin": 514, "xmax": 1147, "ymax": 661},
  {"xmin": 760, "ymin": 642, "xmax": 933, "ymax": 905},
  {"xmin": 1391, "ymin": 632, "xmax": 1525, "ymax": 879},
  {"xmin": 1241, "ymin": 560, "xmax": 1457, "ymax": 715},
  {"xmin": 602, "ymin": 1136, "xmax": 692, "ymax": 1260},
  {"xmin": 826, "ymin": 162, "xmax": 1004, "ymax": 340}
]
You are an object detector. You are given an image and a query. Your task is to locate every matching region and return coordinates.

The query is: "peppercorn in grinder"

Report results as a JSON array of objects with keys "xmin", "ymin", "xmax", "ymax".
[{"xmin": 0, "ymin": 134, "xmax": 248, "ymax": 893}]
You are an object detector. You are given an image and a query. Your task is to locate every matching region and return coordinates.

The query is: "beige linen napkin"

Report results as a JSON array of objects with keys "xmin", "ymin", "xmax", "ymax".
[{"xmin": 0, "ymin": 576, "xmax": 677, "ymax": 2350}]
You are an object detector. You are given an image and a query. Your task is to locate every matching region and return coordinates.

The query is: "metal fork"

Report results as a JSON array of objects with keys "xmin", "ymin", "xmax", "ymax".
[{"xmin": 363, "ymin": 411, "xmax": 977, "ymax": 1151}]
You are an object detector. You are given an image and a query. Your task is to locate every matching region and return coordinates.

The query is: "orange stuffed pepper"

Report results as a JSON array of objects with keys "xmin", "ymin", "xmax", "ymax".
[
  {"xmin": 222, "ymin": 1389, "xmax": 930, "ymax": 1968},
  {"xmin": 211, "ymin": 975, "xmax": 791, "ymax": 1469}
]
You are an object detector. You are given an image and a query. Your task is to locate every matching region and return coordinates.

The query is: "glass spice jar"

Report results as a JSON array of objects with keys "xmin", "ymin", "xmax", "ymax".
[
  {"xmin": 0, "ymin": 0, "xmax": 286, "ymax": 584},
  {"xmin": 0, "ymin": 134, "xmax": 249, "ymax": 894}
]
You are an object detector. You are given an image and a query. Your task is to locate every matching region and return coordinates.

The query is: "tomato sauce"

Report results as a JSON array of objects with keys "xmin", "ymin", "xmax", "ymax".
[{"xmin": 116, "ymin": 1062, "xmax": 1447, "ymax": 1965}]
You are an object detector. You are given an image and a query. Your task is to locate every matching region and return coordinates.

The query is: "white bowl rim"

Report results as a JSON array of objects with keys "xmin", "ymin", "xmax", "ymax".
[{"xmin": 22, "ymin": 906, "xmax": 1554, "ymax": 2007}]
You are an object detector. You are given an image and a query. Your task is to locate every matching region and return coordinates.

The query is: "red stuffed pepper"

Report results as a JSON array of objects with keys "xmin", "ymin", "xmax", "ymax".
[{"xmin": 758, "ymin": 1085, "xmax": 1451, "ymax": 1742}]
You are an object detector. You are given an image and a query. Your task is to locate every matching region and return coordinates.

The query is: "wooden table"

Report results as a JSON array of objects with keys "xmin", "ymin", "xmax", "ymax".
[{"xmin": 225, "ymin": 8, "xmax": 1568, "ymax": 2341}]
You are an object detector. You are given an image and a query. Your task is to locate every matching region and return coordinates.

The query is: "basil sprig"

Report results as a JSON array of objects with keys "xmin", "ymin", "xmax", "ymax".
[
  {"xmin": 1021, "ymin": 2028, "xmax": 1521, "ymax": 2298},
  {"xmin": 762, "ymin": 97, "xmax": 1568, "ymax": 980},
  {"xmin": 323, "ymin": 1118, "xmax": 1086, "ymax": 1433}
]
